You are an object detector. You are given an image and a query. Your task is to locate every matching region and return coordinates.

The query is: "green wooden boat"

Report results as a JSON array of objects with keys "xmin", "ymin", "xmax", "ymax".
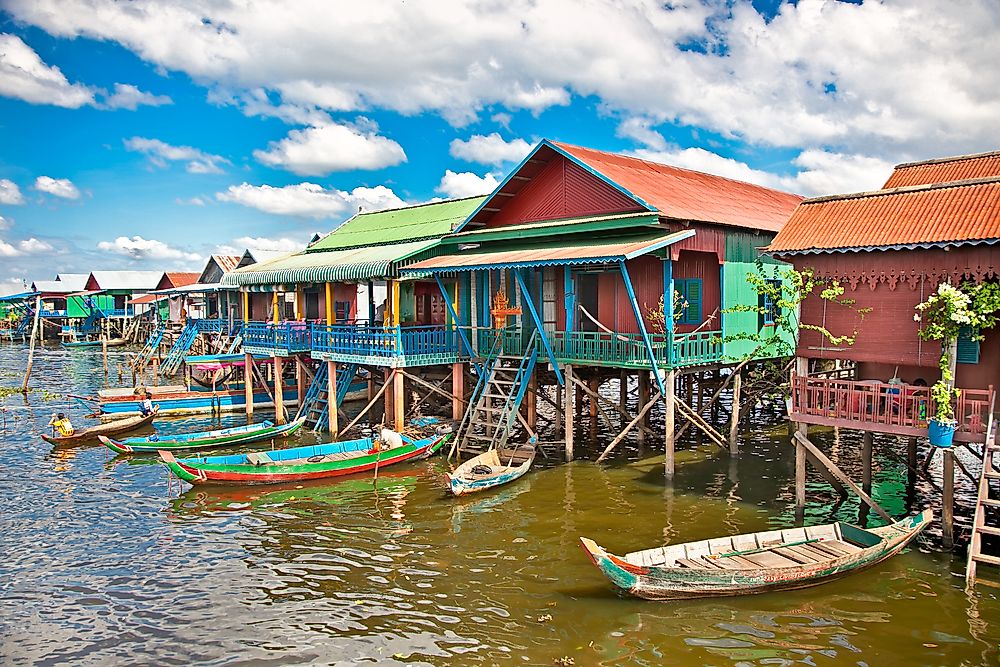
[
  {"xmin": 160, "ymin": 429, "xmax": 449, "ymax": 486},
  {"xmin": 580, "ymin": 509, "xmax": 932, "ymax": 600},
  {"xmin": 98, "ymin": 417, "xmax": 305, "ymax": 454}
]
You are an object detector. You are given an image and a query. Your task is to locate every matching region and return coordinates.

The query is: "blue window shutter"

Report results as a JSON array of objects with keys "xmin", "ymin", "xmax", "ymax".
[{"xmin": 957, "ymin": 326, "xmax": 980, "ymax": 364}]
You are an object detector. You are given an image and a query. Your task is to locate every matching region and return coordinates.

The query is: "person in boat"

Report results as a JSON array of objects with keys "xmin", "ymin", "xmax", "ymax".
[
  {"xmin": 48, "ymin": 412, "xmax": 74, "ymax": 437},
  {"xmin": 139, "ymin": 391, "xmax": 156, "ymax": 417}
]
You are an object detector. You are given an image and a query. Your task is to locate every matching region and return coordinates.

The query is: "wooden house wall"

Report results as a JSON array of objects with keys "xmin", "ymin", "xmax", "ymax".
[
  {"xmin": 486, "ymin": 155, "xmax": 643, "ymax": 228},
  {"xmin": 673, "ymin": 249, "xmax": 721, "ymax": 334}
]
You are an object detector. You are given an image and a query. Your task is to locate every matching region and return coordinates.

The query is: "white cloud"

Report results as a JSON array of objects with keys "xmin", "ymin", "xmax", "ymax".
[
  {"xmin": 436, "ymin": 170, "xmax": 499, "ymax": 198},
  {"xmin": 0, "ymin": 215, "xmax": 11, "ymax": 230},
  {"xmin": 0, "ymin": 179, "xmax": 25, "ymax": 205},
  {"xmin": 175, "ymin": 196, "xmax": 206, "ymax": 206},
  {"xmin": 0, "ymin": 33, "xmax": 95, "ymax": 108},
  {"xmin": 97, "ymin": 235, "xmax": 201, "ymax": 261},
  {"xmin": 234, "ymin": 236, "xmax": 303, "ymax": 254},
  {"xmin": 17, "ymin": 237, "xmax": 53, "ymax": 253},
  {"xmin": 6, "ymin": 0, "xmax": 997, "ymax": 159},
  {"xmin": 449, "ymin": 133, "xmax": 531, "ymax": 166},
  {"xmin": 33, "ymin": 176, "xmax": 80, "ymax": 200},
  {"xmin": 0, "ymin": 277, "xmax": 28, "ymax": 297},
  {"xmin": 217, "ymin": 182, "xmax": 406, "ymax": 219},
  {"xmin": 254, "ymin": 119, "xmax": 406, "ymax": 176},
  {"xmin": 616, "ymin": 118, "xmax": 668, "ymax": 152},
  {"xmin": 124, "ymin": 136, "xmax": 229, "ymax": 174},
  {"xmin": 0, "ymin": 240, "xmax": 18, "ymax": 257},
  {"xmin": 103, "ymin": 83, "xmax": 172, "ymax": 110}
]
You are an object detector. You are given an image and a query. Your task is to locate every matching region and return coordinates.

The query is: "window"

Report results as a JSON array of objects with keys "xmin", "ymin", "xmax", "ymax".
[
  {"xmin": 674, "ymin": 278, "xmax": 702, "ymax": 325},
  {"xmin": 334, "ymin": 300, "xmax": 351, "ymax": 323},
  {"xmin": 761, "ymin": 279, "xmax": 782, "ymax": 326},
  {"xmin": 957, "ymin": 325, "xmax": 980, "ymax": 364}
]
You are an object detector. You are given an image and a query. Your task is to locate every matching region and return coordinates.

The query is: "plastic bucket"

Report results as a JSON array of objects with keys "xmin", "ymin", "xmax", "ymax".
[{"xmin": 928, "ymin": 418, "xmax": 957, "ymax": 448}]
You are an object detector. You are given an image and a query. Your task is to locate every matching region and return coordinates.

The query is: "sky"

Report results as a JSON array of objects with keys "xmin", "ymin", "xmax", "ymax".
[{"xmin": 0, "ymin": 0, "xmax": 997, "ymax": 295}]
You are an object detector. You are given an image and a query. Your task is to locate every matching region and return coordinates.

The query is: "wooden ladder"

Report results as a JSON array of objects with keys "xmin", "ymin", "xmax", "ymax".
[{"xmin": 967, "ymin": 418, "xmax": 1000, "ymax": 586}]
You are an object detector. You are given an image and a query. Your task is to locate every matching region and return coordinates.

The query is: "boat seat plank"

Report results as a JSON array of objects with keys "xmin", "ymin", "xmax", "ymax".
[
  {"xmin": 772, "ymin": 546, "xmax": 817, "ymax": 564},
  {"xmin": 739, "ymin": 550, "xmax": 800, "ymax": 569},
  {"xmin": 697, "ymin": 557, "xmax": 725, "ymax": 569},
  {"xmin": 707, "ymin": 555, "xmax": 749, "ymax": 570},
  {"xmin": 245, "ymin": 452, "xmax": 274, "ymax": 465},
  {"xmin": 809, "ymin": 541, "xmax": 854, "ymax": 558},
  {"xmin": 795, "ymin": 544, "xmax": 837, "ymax": 561},
  {"xmin": 820, "ymin": 539, "xmax": 862, "ymax": 554},
  {"xmin": 676, "ymin": 558, "xmax": 713, "ymax": 569}
]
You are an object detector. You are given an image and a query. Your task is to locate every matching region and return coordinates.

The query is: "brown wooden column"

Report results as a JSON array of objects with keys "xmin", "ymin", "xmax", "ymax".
[
  {"xmin": 383, "ymin": 369, "xmax": 393, "ymax": 426},
  {"xmin": 728, "ymin": 371, "xmax": 742, "ymax": 455},
  {"xmin": 327, "ymin": 360, "xmax": 338, "ymax": 435},
  {"xmin": 943, "ymin": 448, "xmax": 955, "ymax": 549},
  {"xmin": 452, "ymin": 362, "xmax": 465, "ymax": 421},
  {"xmin": 588, "ymin": 378, "xmax": 599, "ymax": 419},
  {"xmin": 664, "ymin": 369, "xmax": 676, "ymax": 477},
  {"xmin": 273, "ymin": 355, "xmax": 285, "ymax": 424},
  {"xmin": 861, "ymin": 431, "xmax": 873, "ymax": 524},
  {"xmin": 564, "ymin": 365, "xmax": 574, "ymax": 461},
  {"xmin": 795, "ymin": 423, "xmax": 808, "ymax": 512},
  {"xmin": 393, "ymin": 370, "xmax": 405, "ymax": 432},
  {"xmin": 526, "ymin": 370, "xmax": 537, "ymax": 430},
  {"xmin": 295, "ymin": 357, "xmax": 306, "ymax": 406},
  {"xmin": 638, "ymin": 372, "xmax": 650, "ymax": 446},
  {"xmin": 244, "ymin": 352, "xmax": 254, "ymax": 419}
]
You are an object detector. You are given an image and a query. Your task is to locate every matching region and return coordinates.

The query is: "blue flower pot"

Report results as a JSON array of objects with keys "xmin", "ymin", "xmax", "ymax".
[{"xmin": 928, "ymin": 418, "xmax": 957, "ymax": 448}]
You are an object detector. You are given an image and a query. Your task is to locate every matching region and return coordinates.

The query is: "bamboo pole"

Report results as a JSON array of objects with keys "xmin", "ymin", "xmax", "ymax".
[
  {"xmin": 728, "ymin": 372, "xmax": 742, "ymax": 454},
  {"xmin": 340, "ymin": 371, "xmax": 394, "ymax": 435},
  {"xmin": 20, "ymin": 296, "xmax": 41, "ymax": 393},
  {"xmin": 596, "ymin": 394, "xmax": 660, "ymax": 463}
]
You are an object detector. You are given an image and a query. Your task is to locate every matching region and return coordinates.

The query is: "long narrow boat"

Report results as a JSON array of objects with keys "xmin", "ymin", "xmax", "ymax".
[
  {"xmin": 95, "ymin": 385, "xmax": 302, "ymax": 418},
  {"xmin": 63, "ymin": 338, "xmax": 128, "ymax": 348},
  {"xmin": 41, "ymin": 409, "xmax": 159, "ymax": 446},
  {"xmin": 98, "ymin": 417, "xmax": 305, "ymax": 454},
  {"xmin": 446, "ymin": 443, "xmax": 536, "ymax": 496},
  {"xmin": 580, "ymin": 509, "xmax": 932, "ymax": 600},
  {"xmin": 160, "ymin": 429, "xmax": 449, "ymax": 486}
]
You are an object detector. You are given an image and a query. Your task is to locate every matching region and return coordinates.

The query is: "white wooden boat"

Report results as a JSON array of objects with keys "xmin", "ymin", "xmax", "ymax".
[{"xmin": 446, "ymin": 443, "xmax": 536, "ymax": 496}]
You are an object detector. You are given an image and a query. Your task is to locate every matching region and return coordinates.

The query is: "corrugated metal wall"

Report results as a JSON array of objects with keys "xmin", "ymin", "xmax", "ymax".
[
  {"xmin": 488, "ymin": 155, "xmax": 643, "ymax": 227},
  {"xmin": 672, "ymin": 250, "xmax": 720, "ymax": 334}
]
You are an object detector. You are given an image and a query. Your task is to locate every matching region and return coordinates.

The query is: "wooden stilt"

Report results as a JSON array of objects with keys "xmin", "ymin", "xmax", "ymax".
[
  {"xmin": 619, "ymin": 371, "xmax": 628, "ymax": 416},
  {"xmin": 575, "ymin": 374, "xmax": 584, "ymax": 416},
  {"xmin": 564, "ymin": 365, "xmax": 574, "ymax": 462},
  {"xmin": 728, "ymin": 372, "xmax": 742, "ymax": 454},
  {"xmin": 554, "ymin": 384, "xmax": 563, "ymax": 434},
  {"xmin": 587, "ymin": 378, "xmax": 599, "ymax": 419},
  {"xmin": 638, "ymin": 372, "xmax": 650, "ymax": 445},
  {"xmin": 793, "ymin": 431, "xmax": 892, "ymax": 522},
  {"xmin": 393, "ymin": 369, "xmax": 405, "ymax": 432},
  {"xmin": 273, "ymin": 355, "xmax": 285, "ymax": 424},
  {"xmin": 795, "ymin": 423, "xmax": 808, "ymax": 512},
  {"xmin": 452, "ymin": 362, "xmax": 464, "ymax": 421},
  {"xmin": 383, "ymin": 369, "xmax": 393, "ymax": 426},
  {"xmin": 244, "ymin": 352, "xmax": 254, "ymax": 418},
  {"xmin": 21, "ymin": 295, "xmax": 41, "ymax": 393},
  {"xmin": 597, "ymin": 393, "xmax": 659, "ymax": 463},
  {"xmin": 526, "ymin": 370, "xmax": 537, "ymax": 430},
  {"xmin": 943, "ymin": 448, "xmax": 955, "ymax": 549},
  {"xmin": 295, "ymin": 357, "xmax": 306, "ymax": 407},
  {"xmin": 665, "ymin": 369, "xmax": 676, "ymax": 477},
  {"xmin": 907, "ymin": 436, "xmax": 918, "ymax": 487},
  {"xmin": 327, "ymin": 360, "xmax": 338, "ymax": 436},
  {"xmin": 861, "ymin": 432, "xmax": 873, "ymax": 524}
]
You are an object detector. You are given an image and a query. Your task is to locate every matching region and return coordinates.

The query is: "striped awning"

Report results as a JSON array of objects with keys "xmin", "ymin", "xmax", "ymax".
[{"xmin": 223, "ymin": 239, "xmax": 439, "ymax": 287}]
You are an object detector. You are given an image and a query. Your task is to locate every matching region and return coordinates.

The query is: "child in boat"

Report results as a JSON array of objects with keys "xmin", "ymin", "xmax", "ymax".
[
  {"xmin": 139, "ymin": 391, "xmax": 155, "ymax": 417},
  {"xmin": 48, "ymin": 413, "xmax": 74, "ymax": 437}
]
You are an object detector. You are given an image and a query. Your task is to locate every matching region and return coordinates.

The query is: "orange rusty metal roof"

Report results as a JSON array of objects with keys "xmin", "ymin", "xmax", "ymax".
[
  {"xmin": 884, "ymin": 150, "xmax": 1000, "ymax": 188},
  {"xmin": 163, "ymin": 272, "xmax": 201, "ymax": 287},
  {"xmin": 212, "ymin": 255, "xmax": 242, "ymax": 273},
  {"xmin": 768, "ymin": 177, "xmax": 1000, "ymax": 254},
  {"xmin": 552, "ymin": 142, "xmax": 803, "ymax": 233}
]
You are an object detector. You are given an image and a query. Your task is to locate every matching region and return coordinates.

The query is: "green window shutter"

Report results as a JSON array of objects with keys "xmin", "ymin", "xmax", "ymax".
[
  {"xmin": 685, "ymin": 279, "xmax": 702, "ymax": 324},
  {"xmin": 957, "ymin": 326, "xmax": 980, "ymax": 364}
]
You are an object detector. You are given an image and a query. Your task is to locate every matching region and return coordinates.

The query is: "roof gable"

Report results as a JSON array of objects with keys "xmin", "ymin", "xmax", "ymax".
[
  {"xmin": 156, "ymin": 272, "xmax": 200, "ymax": 290},
  {"xmin": 310, "ymin": 196, "xmax": 486, "ymax": 252},
  {"xmin": 884, "ymin": 150, "xmax": 1000, "ymax": 188},
  {"xmin": 85, "ymin": 271, "xmax": 164, "ymax": 291},
  {"xmin": 768, "ymin": 177, "xmax": 1000, "ymax": 254}
]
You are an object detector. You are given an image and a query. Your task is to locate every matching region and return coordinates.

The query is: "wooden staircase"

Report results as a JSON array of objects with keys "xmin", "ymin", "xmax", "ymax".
[
  {"xmin": 453, "ymin": 330, "xmax": 538, "ymax": 456},
  {"xmin": 967, "ymin": 418, "xmax": 1000, "ymax": 586},
  {"xmin": 297, "ymin": 362, "xmax": 359, "ymax": 432}
]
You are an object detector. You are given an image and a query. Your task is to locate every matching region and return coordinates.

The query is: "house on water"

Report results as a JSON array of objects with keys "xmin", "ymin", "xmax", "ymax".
[
  {"xmin": 767, "ymin": 149, "xmax": 1000, "ymax": 550},
  {"xmin": 223, "ymin": 196, "xmax": 486, "ymax": 430},
  {"xmin": 402, "ymin": 140, "xmax": 803, "ymax": 469}
]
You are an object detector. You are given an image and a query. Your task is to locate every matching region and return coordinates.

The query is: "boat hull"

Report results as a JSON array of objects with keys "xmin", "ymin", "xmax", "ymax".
[
  {"xmin": 41, "ymin": 410, "xmax": 158, "ymax": 446},
  {"xmin": 99, "ymin": 418, "xmax": 304, "ymax": 454},
  {"xmin": 161, "ymin": 433, "xmax": 448, "ymax": 486},
  {"xmin": 580, "ymin": 510, "xmax": 932, "ymax": 600},
  {"xmin": 99, "ymin": 387, "xmax": 301, "ymax": 418},
  {"xmin": 447, "ymin": 447, "xmax": 534, "ymax": 496}
]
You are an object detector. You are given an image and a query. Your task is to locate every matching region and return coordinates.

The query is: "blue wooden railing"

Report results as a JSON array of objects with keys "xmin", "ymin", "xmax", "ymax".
[
  {"xmin": 311, "ymin": 323, "xmax": 462, "ymax": 361},
  {"xmin": 243, "ymin": 321, "xmax": 313, "ymax": 354}
]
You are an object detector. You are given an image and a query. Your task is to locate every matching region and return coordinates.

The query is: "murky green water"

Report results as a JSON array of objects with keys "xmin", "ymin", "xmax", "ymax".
[{"xmin": 1, "ymin": 344, "xmax": 998, "ymax": 665}]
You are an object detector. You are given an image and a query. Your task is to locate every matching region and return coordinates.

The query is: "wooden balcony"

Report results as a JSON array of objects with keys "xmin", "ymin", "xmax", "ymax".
[
  {"xmin": 789, "ymin": 374, "xmax": 995, "ymax": 443},
  {"xmin": 548, "ymin": 329, "xmax": 724, "ymax": 369},
  {"xmin": 310, "ymin": 323, "xmax": 464, "ymax": 367}
]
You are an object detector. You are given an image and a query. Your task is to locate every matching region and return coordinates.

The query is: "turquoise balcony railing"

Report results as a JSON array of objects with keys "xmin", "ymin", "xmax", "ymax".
[
  {"xmin": 242, "ymin": 321, "xmax": 312, "ymax": 354},
  {"xmin": 310, "ymin": 323, "xmax": 464, "ymax": 366}
]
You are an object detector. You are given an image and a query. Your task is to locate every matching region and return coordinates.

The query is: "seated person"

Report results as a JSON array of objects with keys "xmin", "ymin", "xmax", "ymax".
[
  {"xmin": 139, "ymin": 391, "xmax": 156, "ymax": 417},
  {"xmin": 48, "ymin": 412, "xmax": 74, "ymax": 437}
]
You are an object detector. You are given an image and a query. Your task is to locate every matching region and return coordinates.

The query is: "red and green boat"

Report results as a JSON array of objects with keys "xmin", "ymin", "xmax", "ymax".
[
  {"xmin": 160, "ymin": 429, "xmax": 449, "ymax": 486},
  {"xmin": 98, "ymin": 417, "xmax": 305, "ymax": 454}
]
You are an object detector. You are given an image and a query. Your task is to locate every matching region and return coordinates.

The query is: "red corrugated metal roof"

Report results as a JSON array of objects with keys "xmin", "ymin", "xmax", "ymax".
[
  {"xmin": 768, "ymin": 177, "xmax": 1000, "ymax": 253},
  {"xmin": 405, "ymin": 230, "xmax": 694, "ymax": 272},
  {"xmin": 163, "ymin": 272, "xmax": 200, "ymax": 287},
  {"xmin": 884, "ymin": 151, "xmax": 1000, "ymax": 188},
  {"xmin": 213, "ymin": 255, "xmax": 242, "ymax": 273},
  {"xmin": 130, "ymin": 293, "xmax": 166, "ymax": 305},
  {"xmin": 552, "ymin": 142, "xmax": 803, "ymax": 232}
]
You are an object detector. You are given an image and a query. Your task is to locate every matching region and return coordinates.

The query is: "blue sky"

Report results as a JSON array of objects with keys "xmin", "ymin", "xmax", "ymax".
[{"xmin": 0, "ymin": 0, "xmax": 996, "ymax": 294}]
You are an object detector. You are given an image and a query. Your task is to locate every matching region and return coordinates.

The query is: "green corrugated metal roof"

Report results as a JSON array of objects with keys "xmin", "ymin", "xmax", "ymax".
[
  {"xmin": 223, "ymin": 238, "xmax": 439, "ymax": 286},
  {"xmin": 308, "ymin": 196, "xmax": 486, "ymax": 252}
]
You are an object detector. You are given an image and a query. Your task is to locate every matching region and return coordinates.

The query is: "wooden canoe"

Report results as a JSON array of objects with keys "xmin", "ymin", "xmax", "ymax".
[
  {"xmin": 98, "ymin": 417, "xmax": 305, "ymax": 454},
  {"xmin": 580, "ymin": 509, "xmax": 932, "ymax": 600},
  {"xmin": 446, "ymin": 443, "xmax": 536, "ymax": 496},
  {"xmin": 160, "ymin": 429, "xmax": 449, "ymax": 486},
  {"xmin": 63, "ymin": 338, "xmax": 127, "ymax": 348},
  {"xmin": 41, "ymin": 408, "xmax": 159, "ymax": 446}
]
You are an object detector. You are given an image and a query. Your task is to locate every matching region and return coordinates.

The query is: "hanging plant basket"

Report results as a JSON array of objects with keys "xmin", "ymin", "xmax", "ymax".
[{"xmin": 928, "ymin": 418, "xmax": 957, "ymax": 448}]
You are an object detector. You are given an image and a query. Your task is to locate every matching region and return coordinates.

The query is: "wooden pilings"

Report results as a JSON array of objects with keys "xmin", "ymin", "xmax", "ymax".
[
  {"xmin": 452, "ymin": 362, "xmax": 464, "ymax": 421},
  {"xmin": 943, "ymin": 448, "xmax": 955, "ymax": 549},
  {"xmin": 273, "ymin": 355, "xmax": 285, "ymax": 425},
  {"xmin": 728, "ymin": 372, "xmax": 741, "ymax": 454},
  {"xmin": 564, "ymin": 365, "xmax": 574, "ymax": 461},
  {"xmin": 244, "ymin": 352, "xmax": 254, "ymax": 418},
  {"xmin": 664, "ymin": 369, "xmax": 676, "ymax": 477},
  {"xmin": 327, "ymin": 360, "xmax": 338, "ymax": 436},
  {"xmin": 793, "ymin": 430, "xmax": 892, "ymax": 523}
]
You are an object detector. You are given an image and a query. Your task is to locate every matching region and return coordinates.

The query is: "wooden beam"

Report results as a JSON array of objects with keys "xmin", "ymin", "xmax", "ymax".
[
  {"xmin": 665, "ymin": 369, "xmax": 675, "ymax": 477},
  {"xmin": 273, "ymin": 355, "xmax": 285, "ymax": 425},
  {"xmin": 565, "ymin": 365, "xmax": 574, "ymax": 462},
  {"xmin": 943, "ymin": 448, "xmax": 955, "ymax": 549},
  {"xmin": 569, "ymin": 372, "xmax": 655, "ymax": 437},
  {"xmin": 792, "ymin": 431, "xmax": 893, "ymax": 523},
  {"xmin": 795, "ymin": 424, "xmax": 807, "ymax": 511},
  {"xmin": 568, "ymin": 373, "xmax": 624, "ymax": 437},
  {"xmin": 675, "ymin": 395, "xmax": 727, "ymax": 449},
  {"xmin": 596, "ymin": 394, "xmax": 659, "ymax": 463},
  {"xmin": 452, "ymin": 363, "xmax": 464, "ymax": 421},
  {"xmin": 342, "ymin": 371, "xmax": 394, "ymax": 435},
  {"xmin": 728, "ymin": 371, "xmax": 741, "ymax": 454},
  {"xmin": 327, "ymin": 360, "xmax": 338, "ymax": 435}
]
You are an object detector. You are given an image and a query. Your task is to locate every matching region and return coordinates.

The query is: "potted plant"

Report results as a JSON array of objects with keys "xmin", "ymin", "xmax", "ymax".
[{"xmin": 915, "ymin": 281, "xmax": 1000, "ymax": 447}]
